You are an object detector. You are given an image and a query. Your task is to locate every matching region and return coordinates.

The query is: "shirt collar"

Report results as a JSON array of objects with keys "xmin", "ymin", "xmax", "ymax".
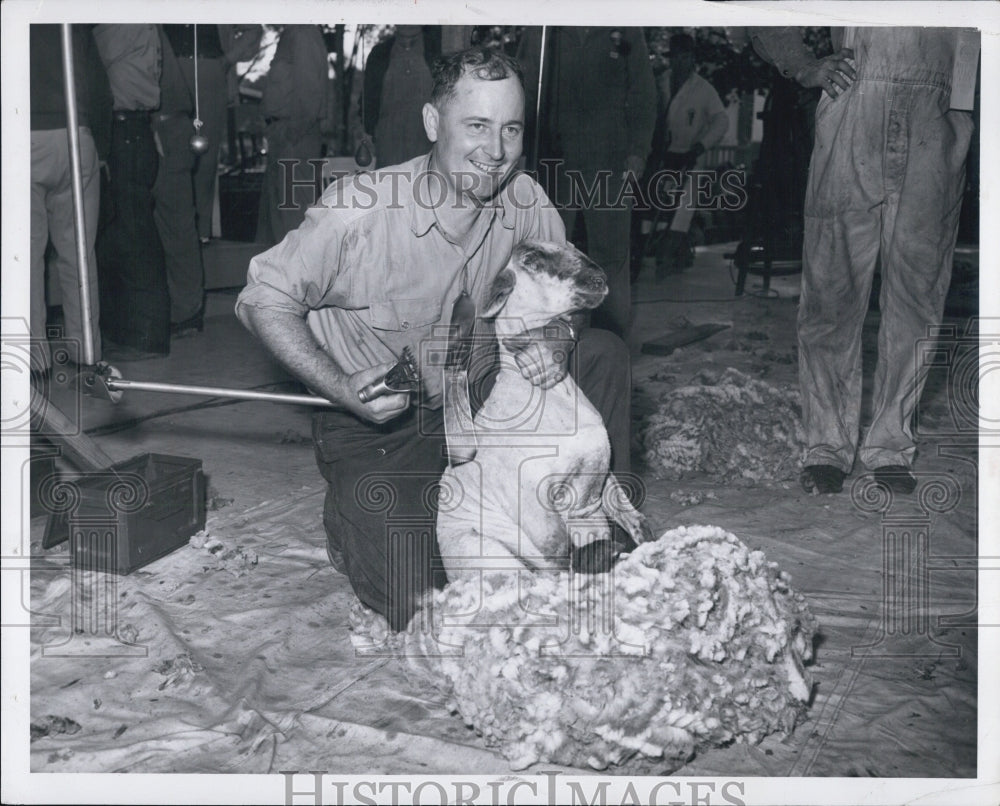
[
  {"xmin": 409, "ymin": 154, "xmax": 517, "ymax": 236},
  {"xmin": 496, "ymin": 174, "xmax": 519, "ymax": 230},
  {"xmin": 409, "ymin": 154, "xmax": 438, "ymax": 237}
]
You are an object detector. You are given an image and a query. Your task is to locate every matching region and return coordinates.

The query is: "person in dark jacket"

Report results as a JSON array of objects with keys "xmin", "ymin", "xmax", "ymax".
[
  {"xmin": 256, "ymin": 25, "xmax": 329, "ymax": 247},
  {"xmin": 519, "ymin": 27, "xmax": 657, "ymax": 340},
  {"xmin": 360, "ymin": 25, "xmax": 441, "ymax": 168}
]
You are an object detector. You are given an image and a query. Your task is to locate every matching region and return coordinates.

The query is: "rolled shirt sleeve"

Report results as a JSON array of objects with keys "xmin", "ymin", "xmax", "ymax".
[
  {"xmin": 235, "ymin": 199, "xmax": 348, "ymax": 324},
  {"xmin": 751, "ymin": 27, "xmax": 814, "ymax": 81}
]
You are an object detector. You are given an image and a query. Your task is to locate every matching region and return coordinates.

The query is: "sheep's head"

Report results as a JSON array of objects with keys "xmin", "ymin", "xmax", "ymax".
[{"xmin": 483, "ymin": 241, "xmax": 608, "ymax": 334}]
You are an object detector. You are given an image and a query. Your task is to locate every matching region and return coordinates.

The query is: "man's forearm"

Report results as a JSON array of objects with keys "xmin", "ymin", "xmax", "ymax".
[
  {"xmin": 753, "ymin": 28, "xmax": 857, "ymax": 99},
  {"xmin": 240, "ymin": 306, "xmax": 352, "ymax": 408}
]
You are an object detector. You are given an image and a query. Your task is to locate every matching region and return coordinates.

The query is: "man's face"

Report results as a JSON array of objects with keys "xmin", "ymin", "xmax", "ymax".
[{"xmin": 423, "ymin": 73, "xmax": 525, "ymax": 203}]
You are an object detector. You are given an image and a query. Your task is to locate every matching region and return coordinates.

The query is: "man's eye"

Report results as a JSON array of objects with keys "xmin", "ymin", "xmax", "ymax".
[
  {"xmin": 469, "ymin": 123, "xmax": 486, "ymax": 132},
  {"xmin": 503, "ymin": 126, "xmax": 522, "ymax": 138}
]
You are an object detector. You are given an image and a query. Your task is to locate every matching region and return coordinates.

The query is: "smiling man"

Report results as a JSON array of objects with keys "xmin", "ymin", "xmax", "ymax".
[{"xmin": 236, "ymin": 46, "xmax": 631, "ymax": 631}]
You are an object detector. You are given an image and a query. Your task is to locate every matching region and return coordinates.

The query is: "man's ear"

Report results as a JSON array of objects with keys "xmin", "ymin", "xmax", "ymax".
[
  {"xmin": 422, "ymin": 102, "xmax": 440, "ymax": 143},
  {"xmin": 482, "ymin": 268, "xmax": 516, "ymax": 319}
]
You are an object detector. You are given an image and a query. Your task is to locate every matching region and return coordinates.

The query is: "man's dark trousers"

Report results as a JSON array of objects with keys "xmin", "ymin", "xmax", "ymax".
[
  {"xmin": 152, "ymin": 112, "xmax": 205, "ymax": 326},
  {"xmin": 97, "ymin": 112, "xmax": 170, "ymax": 353}
]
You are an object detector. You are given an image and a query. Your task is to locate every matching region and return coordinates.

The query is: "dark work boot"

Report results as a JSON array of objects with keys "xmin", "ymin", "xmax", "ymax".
[
  {"xmin": 873, "ymin": 465, "xmax": 917, "ymax": 495},
  {"xmin": 655, "ymin": 231, "xmax": 693, "ymax": 279},
  {"xmin": 800, "ymin": 464, "xmax": 847, "ymax": 495}
]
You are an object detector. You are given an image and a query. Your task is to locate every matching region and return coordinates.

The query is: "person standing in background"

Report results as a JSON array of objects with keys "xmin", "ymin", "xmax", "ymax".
[
  {"xmin": 218, "ymin": 25, "xmax": 264, "ymax": 182},
  {"xmin": 360, "ymin": 25, "xmax": 440, "ymax": 169},
  {"xmin": 256, "ymin": 24, "xmax": 329, "ymax": 247},
  {"xmin": 650, "ymin": 33, "xmax": 728, "ymax": 276},
  {"xmin": 160, "ymin": 24, "xmax": 263, "ymax": 245},
  {"xmin": 152, "ymin": 25, "xmax": 205, "ymax": 339},
  {"xmin": 753, "ymin": 27, "xmax": 978, "ymax": 495},
  {"xmin": 519, "ymin": 27, "xmax": 657, "ymax": 340},
  {"xmin": 93, "ymin": 23, "xmax": 170, "ymax": 360},
  {"xmin": 30, "ymin": 24, "xmax": 110, "ymax": 376}
]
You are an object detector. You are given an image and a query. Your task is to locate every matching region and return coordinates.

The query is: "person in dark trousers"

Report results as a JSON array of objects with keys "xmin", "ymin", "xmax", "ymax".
[
  {"xmin": 30, "ymin": 24, "xmax": 110, "ymax": 375},
  {"xmin": 93, "ymin": 23, "xmax": 170, "ymax": 360},
  {"xmin": 236, "ymin": 47, "xmax": 631, "ymax": 631},
  {"xmin": 152, "ymin": 24, "xmax": 206, "ymax": 338},
  {"xmin": 519, "ymin": 27, "xmax": 657, "ymax": 340},
  {"xmin": 361, "ymin": 25, "xmax": 441, "ymax": 168}
]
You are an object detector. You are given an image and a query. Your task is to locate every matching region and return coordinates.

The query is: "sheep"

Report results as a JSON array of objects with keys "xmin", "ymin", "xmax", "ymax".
[{"xmin": 434, "ymin": 239, "xmax": 650, "ymax": 585}]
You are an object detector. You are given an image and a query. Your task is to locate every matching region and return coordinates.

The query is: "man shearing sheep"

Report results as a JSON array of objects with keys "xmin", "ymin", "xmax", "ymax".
[{"xmin": 236, "ymin": 46, "xmax": 632, "ymax": 631}]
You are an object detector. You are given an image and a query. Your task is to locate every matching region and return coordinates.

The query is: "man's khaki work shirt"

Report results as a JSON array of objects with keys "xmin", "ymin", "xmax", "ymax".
[{"xmin": 235, "ymin": 154, "xmax": 566, "ymax": 407}]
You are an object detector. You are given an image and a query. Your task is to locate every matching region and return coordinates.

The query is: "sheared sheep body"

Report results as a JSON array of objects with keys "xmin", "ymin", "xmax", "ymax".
[{"xmin": 354, "ymin": 524, "xmax": 817, "ymax": 772}]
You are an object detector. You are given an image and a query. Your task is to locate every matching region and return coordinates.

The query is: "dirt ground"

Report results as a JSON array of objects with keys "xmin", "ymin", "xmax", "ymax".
[{"xmin": 21, "ymin": 244, "xmax": 982, "ymax": 783}]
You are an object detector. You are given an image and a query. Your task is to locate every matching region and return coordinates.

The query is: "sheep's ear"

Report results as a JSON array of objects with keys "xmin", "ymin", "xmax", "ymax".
[{"xmin": 482, "ymin": 268, "xmax": 516, "ymax": 319}]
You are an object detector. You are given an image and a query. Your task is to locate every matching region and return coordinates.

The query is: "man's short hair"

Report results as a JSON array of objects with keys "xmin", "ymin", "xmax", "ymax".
[
  {"xmin": 430, "ymin": 46, "xmax": 524, "ymax": 107},
  {"xmin": 668, "ymin": 33, "xmax": 695, "ymax": 55}
]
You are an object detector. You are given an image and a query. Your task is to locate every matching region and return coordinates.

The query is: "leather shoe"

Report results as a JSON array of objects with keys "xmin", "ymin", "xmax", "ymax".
[
  {"xmin": 873, "ymin": 465, "xmax": 917, "ymax": 495},
  {"xmin": 170, "ymin": 310, "xmax": 204, "ymax": 338},
  {"xmin": 800, "ymin": 464, "xmax": 846, "ymax": 494}
]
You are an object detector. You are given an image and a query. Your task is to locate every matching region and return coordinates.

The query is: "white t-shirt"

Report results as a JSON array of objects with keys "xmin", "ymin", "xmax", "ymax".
[{"xmin": 662, "ymin": 70, "xmax": 728, "ymax": 155}]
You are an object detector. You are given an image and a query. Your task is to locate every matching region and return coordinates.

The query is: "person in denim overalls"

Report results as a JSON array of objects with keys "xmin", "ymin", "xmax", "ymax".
[{"xmin": 754, "ymin": 28, "xmax": 978, "ymax": 495}]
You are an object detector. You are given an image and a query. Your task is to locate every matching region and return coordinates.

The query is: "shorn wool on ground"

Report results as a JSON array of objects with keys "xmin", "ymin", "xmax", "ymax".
[{"xmin": 352, "ymin": 524, "xmax": 817, "ymax": 772}]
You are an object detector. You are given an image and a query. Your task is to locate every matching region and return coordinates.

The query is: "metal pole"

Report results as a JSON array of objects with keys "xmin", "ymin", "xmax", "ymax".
[
  {"xmin": 105, "ymin": 378, "xmax": 336, "ymax": 407},
  {"xmin": 60, "ymin": 24, "xmax": 97, "ymax": 367},
  {"xmin": 532, "ymin": 26, "xmax": 547, "ymax": 172}
]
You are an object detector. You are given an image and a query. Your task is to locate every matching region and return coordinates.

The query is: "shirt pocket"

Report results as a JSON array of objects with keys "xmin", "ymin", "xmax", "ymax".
[{"xmin": 368, "ymin": 298, "xmax": 442, "ymax": 332}]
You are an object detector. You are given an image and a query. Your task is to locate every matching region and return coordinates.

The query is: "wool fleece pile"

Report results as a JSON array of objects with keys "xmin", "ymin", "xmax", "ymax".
[
  {"xmin": 351, "ymin": 524, "xmax": 817, "ymax": 772},
  {"xmin": 640, "ymin": 367, "xmax": 806, "ymax": 483}
]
